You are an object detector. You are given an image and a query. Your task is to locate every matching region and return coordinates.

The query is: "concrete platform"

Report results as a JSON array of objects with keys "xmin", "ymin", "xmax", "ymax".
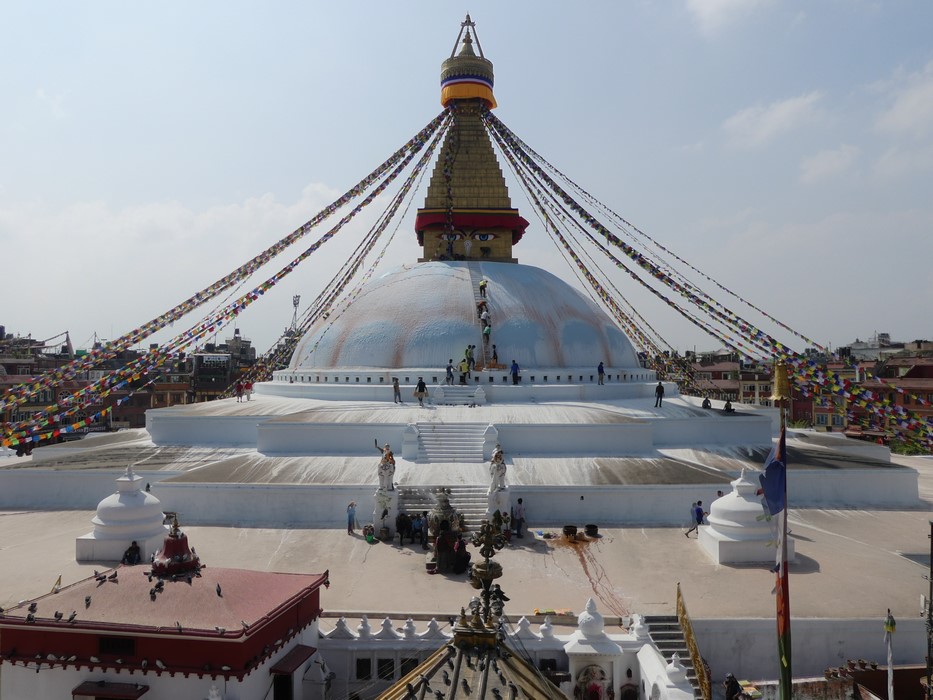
[{"xmin": 0, "ymin": 454, "xmax": 929, "ymax": 623}]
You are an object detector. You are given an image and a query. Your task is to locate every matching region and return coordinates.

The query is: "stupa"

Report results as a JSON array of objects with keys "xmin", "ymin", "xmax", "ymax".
[
  {"xmin": 699, "ymin": 469, "xmax": 797, "ymax": 564},
  {"xmin": 75, "ymin": 463, "xmax": 168, "ymax": 563},
  {"xmin": 0, "ymin": 16, "xmax": 926, "ymax": 697},
  {"xmin": 5, "ymin": 14, "xmax": 916, "ymax": 541},
  {"xmin": 285, "ymin": 20, "xmax": 640, "ymax": 378}
]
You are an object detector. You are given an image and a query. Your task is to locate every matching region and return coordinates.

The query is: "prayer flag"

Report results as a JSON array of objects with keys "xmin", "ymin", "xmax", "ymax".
[
  {"xmin": 758, "ymin": 430, "xmax": 786, "ymax": 516},
  {"xmin": 760, "ymin": 427, "xmax": 791, "ymax": 700}
]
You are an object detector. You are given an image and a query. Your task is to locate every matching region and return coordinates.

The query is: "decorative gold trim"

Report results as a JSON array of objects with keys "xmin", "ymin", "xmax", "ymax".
[{"xmin": 677, "ymin": 583, "xmax": 712, "ymax": 700}]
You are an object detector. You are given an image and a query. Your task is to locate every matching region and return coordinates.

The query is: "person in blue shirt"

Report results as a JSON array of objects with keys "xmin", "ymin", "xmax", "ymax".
[
  {"xmin": 685, "ymin": 500, "xmax": 706, "ymax": 537},
  {"xmin": 346, "ymin": 502, "xmax": 357, "ymax": 535}
]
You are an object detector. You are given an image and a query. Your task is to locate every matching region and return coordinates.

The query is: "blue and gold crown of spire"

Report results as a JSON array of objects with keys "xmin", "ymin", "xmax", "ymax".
[{"xmin": 440, "ymin": 14, "xmax": 497, "ymax": 109}]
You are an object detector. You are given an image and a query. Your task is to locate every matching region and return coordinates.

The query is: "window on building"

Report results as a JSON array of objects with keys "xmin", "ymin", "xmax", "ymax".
[
  {"xmin": 744, "ymin": 384, "xmax": 755, "ymax": 393},
  {"xmin": 377, "ymin": 658, "xmax": 395, "ymax": 681},
  {"xmin": 355, "ymin": 658, "xmax": 372, "ymax": 680},
  {"xmin": 816, "ymin": 414, "xmax": 828, "ymax": 425},
  {"xmin": 831, "ymin": 415, "xmax": 844, "ymax": 426}
]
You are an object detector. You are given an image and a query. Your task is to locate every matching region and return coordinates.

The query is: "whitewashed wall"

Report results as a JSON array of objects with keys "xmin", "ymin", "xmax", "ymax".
[
  {"xmin": 0, "ymin": 470, "xmax": 175, "ymax": 510},
  {"xmin": 155, "ymin": 482, "xmax": 377, "ymax": 528},
  {"xmin": 0, "ymin": 469, "xmax": 917, "ymax": 526},
  {"xmin": 258, "ymin": 423, "xmax": 411, "ymax": 456},
  {"xmin": 147, "ymin": 415, "xmax": 267, "ymax": 446},
  {"xmin": 651, "ymin": 416, "xmax": 773, "ymax": 447},
  {"xmin": 694, "ymin": 617, "xmax": 926, "ymax": 681}
]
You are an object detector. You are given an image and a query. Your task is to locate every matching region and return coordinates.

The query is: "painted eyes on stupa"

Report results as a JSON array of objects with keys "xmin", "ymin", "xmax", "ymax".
[{"xmin": 440, "ymin": 232, "xmax": 497, "ymax": 241}]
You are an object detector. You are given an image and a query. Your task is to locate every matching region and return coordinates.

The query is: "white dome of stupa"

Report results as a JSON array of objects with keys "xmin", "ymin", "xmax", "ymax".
[
  {"xmin": 699, "ymin": 468, "xmax": 796, "ymax": 564},
  {"xmin": 577, "ymin": 598, "xmax": 606, "ymax": 638},
  {"xmin": 705, "ymin": 469, "xmax": 774, "ymax": 541},
  {"xmin": 91, "ymin": 466, "xmax": 166, "ymax": 540},
  {"xmin": 289, "ymin": 261, "xmax": 640, "ymax": 371},
  {"xmin": 76, "ymin": 465, "xmax": 169, "ymax": 563}
]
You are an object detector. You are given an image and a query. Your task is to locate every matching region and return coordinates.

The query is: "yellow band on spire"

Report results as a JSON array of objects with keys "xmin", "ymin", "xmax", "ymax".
[{"xmin": 441, "ymin": 84, "xmax": 497, "ymax": 109}]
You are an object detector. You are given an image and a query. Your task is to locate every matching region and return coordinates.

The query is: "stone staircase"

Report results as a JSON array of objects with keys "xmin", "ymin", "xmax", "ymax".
[
  {"xmin": 397, "ymin": 485, "xmax": 491, "ymax": 530},
  {"xmin": 431, "ymin": 384, "xmax": 485, "ymax": 406},
  {"xmin": 415, "ymin": 422, "xmax": 487, "ymax": 463},
  {"xmin": 643, "ymin": 615, "xmax": 702, "ymax": 697}
]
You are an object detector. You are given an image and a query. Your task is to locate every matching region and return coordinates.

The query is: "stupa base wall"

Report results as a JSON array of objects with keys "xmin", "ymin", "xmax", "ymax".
[
  {"xmin": 76, "ymin": 528, "xmax": 167, "ymax": 563},
  {"xmin": 0, "ymin": 464, "xmax": 919, "ymax": 526},
  {"xmin": 698, "ymin": 525, "xmax": 797, "ymax": 564}
]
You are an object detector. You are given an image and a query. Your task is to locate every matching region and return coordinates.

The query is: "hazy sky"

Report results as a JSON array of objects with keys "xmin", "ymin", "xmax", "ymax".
[{"xmin": 2, "ymin": 1, "xmax": 932, "ymax": 358}]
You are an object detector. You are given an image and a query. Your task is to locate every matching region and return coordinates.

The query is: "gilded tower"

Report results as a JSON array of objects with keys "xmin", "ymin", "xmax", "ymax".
[{"xmin": 415, "ymin": 15, "xmax": 529, "ymax": 262}]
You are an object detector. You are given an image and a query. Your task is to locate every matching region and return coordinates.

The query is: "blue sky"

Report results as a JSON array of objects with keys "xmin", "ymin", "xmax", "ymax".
[{"xmin": 2, "ymin": 1, "xmax": 931, "ymax": 357}]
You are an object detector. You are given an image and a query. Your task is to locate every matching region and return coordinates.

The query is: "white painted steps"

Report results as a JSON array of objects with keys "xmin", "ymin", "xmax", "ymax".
[
  {"xmin": 415, "ymin": 422, "xmax": 487, "ymax": 463},
  {"xmin": 397, "ymin": 484, "xmax": 492, "ymax": 530}
]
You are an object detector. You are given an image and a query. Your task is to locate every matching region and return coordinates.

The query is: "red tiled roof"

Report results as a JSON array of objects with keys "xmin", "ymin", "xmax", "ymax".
[
  {"xmin": 3, "ymin": 566, "xmax": 327, "ymax": 633},
  {"xmin": 2, "ymin": 565, "xmax": 329, "ymax": 681}
]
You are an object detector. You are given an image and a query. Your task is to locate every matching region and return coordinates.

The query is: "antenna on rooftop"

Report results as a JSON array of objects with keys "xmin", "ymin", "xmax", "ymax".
[{"xmin": 291, "ymin": 295, "xmax": 301, "ymax": 332}]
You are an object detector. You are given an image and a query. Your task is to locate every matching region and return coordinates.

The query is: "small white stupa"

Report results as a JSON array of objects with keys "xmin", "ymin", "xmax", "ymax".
[
  {"xmin": 563, "ymin": 598, "xmax": 623, "ymax": 696},
  {"xmin": 75, "ymin": 464, "xmax": 168, "ymax": 563},
  {"xmin": 699, "ymin": 469, "xmax": 796, "ymax": 564}
]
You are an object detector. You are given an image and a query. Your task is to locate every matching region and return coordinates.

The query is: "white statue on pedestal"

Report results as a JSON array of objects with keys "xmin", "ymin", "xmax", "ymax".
[
  {"xmin": 375, "ymin": 440, "xmax": 395, "ymax": 491},
  {"xmin": 488, "ymin": 443, "xmax": 506, "ymax": 493}
]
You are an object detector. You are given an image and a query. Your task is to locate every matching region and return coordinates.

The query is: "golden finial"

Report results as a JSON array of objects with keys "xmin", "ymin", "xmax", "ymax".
[{"xmin": 771, "ymin": 363, "xmax": 791, "ymax": 403}]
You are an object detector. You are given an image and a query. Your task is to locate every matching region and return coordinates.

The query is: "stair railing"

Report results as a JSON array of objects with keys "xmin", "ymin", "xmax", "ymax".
[{"xmin": 676, "ymin": 582, "xmax": 711, "ymax": 700}]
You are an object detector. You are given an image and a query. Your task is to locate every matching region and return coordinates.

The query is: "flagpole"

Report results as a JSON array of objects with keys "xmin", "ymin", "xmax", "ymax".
[
  {"xmin": 772, "ymin": 363, "xmax": 792, "ymax": 700},
  {"xmin": 884, "ymin": 608, "xmax": 896, "ymax": 700}
]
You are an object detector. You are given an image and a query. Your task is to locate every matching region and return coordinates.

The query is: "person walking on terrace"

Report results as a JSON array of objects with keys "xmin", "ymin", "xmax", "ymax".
[
  {"xmin": 654, "ymin": 381, "xmax": 665, "ymax": 407},
  {"xmin": 414, "ymin": 377, "xmax": 428, "ymax": 407},
  {"xmin": 685, "ymin": 500, "xmax": 706, "ymax": 537}
]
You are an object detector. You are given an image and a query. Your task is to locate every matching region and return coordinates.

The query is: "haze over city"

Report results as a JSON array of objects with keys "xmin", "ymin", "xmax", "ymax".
[{"xmin": 2, "ymin": 1, "xmax": 931, "ymax": 356}]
